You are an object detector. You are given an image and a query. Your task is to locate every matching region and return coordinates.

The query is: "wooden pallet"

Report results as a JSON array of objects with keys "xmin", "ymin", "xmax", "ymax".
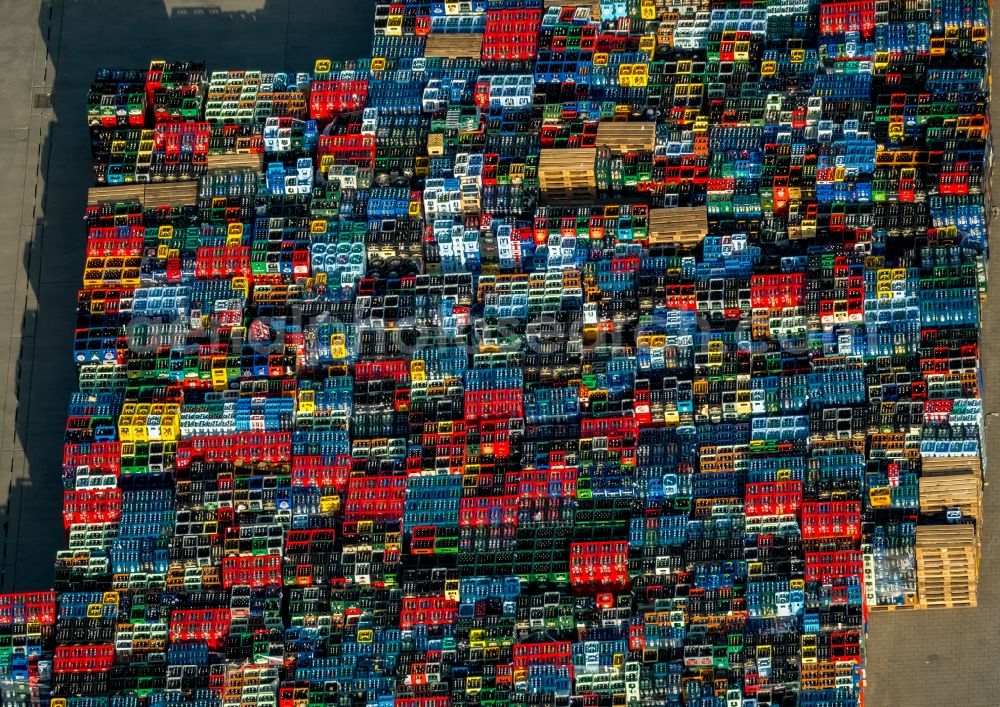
[
  {"xmin": 143, "ymin": 182, "xmax": 200, "ymax": 208},
  {"xmin": 87, "ymin": 182, "xmax": 199, "ymax": 208},
  {"xmin": 86, "ymin": 184, "xmax": 145, "ymax": 206},
  {"xmin": 919, "ymin": 456, "xmax": 982, "ymax": 520},
  {"xmin": 206, "ymin": 152, "xmax": 264, "ymax": 172},
  {"xmin": 424, "ymin": 33, "xmax": 485, "ymax": 59},
  {"xmin": 539, "ymin": 148, "xmax": 597, "ymax": 203},
  {"xmin": 648, "ymin": 206, "xmax": 709, "ymax": 246},
  {"xmin": 596, "ymin": 122, "xmax": 656, "ymax": 153},
  {"xmin": 868, "ymin": 600, "xmax": 918, "ymax": 612},
  {"xmin": 915, "ymin": 524, "xmax": 979, "ymax": 609}
]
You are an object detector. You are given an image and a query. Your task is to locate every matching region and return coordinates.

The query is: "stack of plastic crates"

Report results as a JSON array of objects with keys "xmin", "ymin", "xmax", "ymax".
[{"xmin": 5, "ymin": 0, "xmax": 992, "ymax": 703}]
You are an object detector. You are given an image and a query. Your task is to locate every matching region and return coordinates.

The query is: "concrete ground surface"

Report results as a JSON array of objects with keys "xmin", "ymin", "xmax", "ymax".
[{"xmin": 0, "ymin": 1, "xmax": 994, "ymax": 704}]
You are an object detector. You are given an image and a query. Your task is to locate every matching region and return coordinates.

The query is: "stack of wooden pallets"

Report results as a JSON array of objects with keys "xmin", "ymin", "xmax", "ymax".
[
  {"xmin": 648, "ymin": 206, "xmax": 709, "ymax": 246},
  {"xmin": 919, "ymin": 456, "xmax": 983, "ymax": 521},
  {"xmin": 424, "ymin": 34, "xmax": 485, "ymax": 59},
  {"xmin": 87, "ymin": 182, "xmax": 199, "ymax": 208},
  {"xmin": 915, "ymin": 524, "xmax": 979, "ymax": 609},
  {"xmin": 538, "ymin": 148, "xmax": 597, "ymax": 204},
  {"xmin": 595, "ymin": 122, "xmax": 656, "ymax": 153},
  {"xmin": 206, "ymin": 152, "xmax": 264, "ymax": 171}
]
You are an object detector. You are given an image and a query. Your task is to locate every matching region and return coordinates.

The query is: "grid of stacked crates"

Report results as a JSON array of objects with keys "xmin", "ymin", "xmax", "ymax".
[{"xmin": 0, "ymin": 0, "xmax": 992, "ymax": 705}]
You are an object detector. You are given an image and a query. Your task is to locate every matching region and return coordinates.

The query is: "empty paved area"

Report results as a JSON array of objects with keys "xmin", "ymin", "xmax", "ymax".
[{"xmin": 0, "ymin": 1, "xmax": 994, "ymax": 705}]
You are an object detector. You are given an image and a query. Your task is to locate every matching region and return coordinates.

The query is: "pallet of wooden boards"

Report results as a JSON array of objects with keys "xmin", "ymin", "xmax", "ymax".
[
  {"xmin": 206, "ymin": 152, "xmax": 264, "ymax": 171},
  {"xmin": 87, "ymin": 182, "xmax": 199, "ymax": 208},
  {"xmin": 919, "ymin": 456, "xmax": 982, "ymax": 521},
  {"xmin": 424, "ymin": 34, "xmax": 484, "ymax": 59},
  {"xmin": 915, "ymin": 524, "xmax": 979, "ymax": 609},
  {"xmin": 538, "ymin": 148, "xmax": 597, "ymax": 204},
  {"xmin": 595, "ymin": 121, "xmax": 657, "ymax": 153},
  {"xmin": 648, "ymin": 206, "xmax": 709, "ymax": 246}
]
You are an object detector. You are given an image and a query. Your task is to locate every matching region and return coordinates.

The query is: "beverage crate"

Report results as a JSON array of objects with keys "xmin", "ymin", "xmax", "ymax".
[{"xmin": 146, "ymin": 60, "xmax": 206, "ymax": 123}]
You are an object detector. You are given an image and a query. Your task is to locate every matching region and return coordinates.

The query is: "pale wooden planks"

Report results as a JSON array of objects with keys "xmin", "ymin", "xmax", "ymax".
[
  {"xmin": 538, "ymin": 148, "xmax": 597, "ymax": 204},
  {"xmin": 206, "ymin": 152, "xmax": 264, "ymax": 172},
  {"xmin": 919, "ymin": 456, "xmax": 982, "ymax": 520},
  {"xmin": 915, "ymin": 524, "xmax": 979, "ymax": 609},
  {"xmin": 424, "ymin": 34, "xmax": 485, "ymax": 59},
  {"xmin": 596, "ymin": 122, "xmax": 656, "ymax": 153},
  {"xmin": 648, "ymin": 206, "xmax": 709, "ymax": 246},
  {"xmin": 87, "ymin": 182, "xmax": 199, "ymax": 208},
  {"xmin": 143, "ymin": 182, "xmax": 200, "ymax": 208}
]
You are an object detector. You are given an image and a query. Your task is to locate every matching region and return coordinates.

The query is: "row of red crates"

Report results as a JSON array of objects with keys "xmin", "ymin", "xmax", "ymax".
[
  {"xmin": 0, "ymin": 591, "xmax": 57, "ymax": 626},
  {"xmin": 482, "ymin": 8, "xmax": 543, "ymax": 61},
  {"xmin": 176, "ymin": 434, "xmax": 293, "ymax": 468}
]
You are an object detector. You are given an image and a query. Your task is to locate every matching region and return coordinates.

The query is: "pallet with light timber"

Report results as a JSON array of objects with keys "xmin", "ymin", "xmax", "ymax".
[
  {"xmin": 87, "ymin": 182, "xmax": 199, "ymax": 208},
  {"xmin": 206, "ymin": 152, "xmax": 264, "ymax": 172},
  {"xmin": 915, "ymin": 524, "xmax": 979, "ymax": 609},
  {"xmin": 539, "ymin": 148, "xmax": 597, "ymax": 204},
  {"xmin": 919, "ymin": 456, "xmax": 982, "ymax": 520},
  {"xmin": 86, "ymin": 184, "xmax": 145, "ymax": 206},
  {"xmin": 648, "ymin": 206, "xmax": 709, "ymax": 246},
  {"xmin": 424, "ymin": 34, "xmax": 485, "ymax": 59},
  {"xmin": 867, "ymin": 602, "xmax": 917, "ymax": 613},
  {"xmin": 143, "ymin": 182, "xmax": 200, "ymax": 208},
  {"xmin": 596, "ymin": 122, "xmax": 656, "ymax": 153}
]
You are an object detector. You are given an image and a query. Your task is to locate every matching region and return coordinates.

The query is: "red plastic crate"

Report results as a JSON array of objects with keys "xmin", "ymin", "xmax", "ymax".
[
  {"xmin": 750, "ymin": 273, "xmax": 806, "ymax": 309},
  {"xmin": 400, "ymin": 596, "xmax": 458, "ymax": 630},
  {"xmin": 62, "ymin": 488, "xmax": 122, "ymax": 531},
  {"xmin": 805, "ymin": 550, "xmax": 864, "ymax": 584},
  {"xmin": 355, "ymin": 359, "xmax": 410, "ymax": 383},
  {"xmin": 569, "ymin": 541, "xmax": 630, "ymax": 590},
  {"xmin": 54, "ymin": 644, "xmax": 115, "ymax": 673},
  {"xmin": 801, "ymin": 501, "xmax": 862, "ymax": 541},
  {"xmin": 290, "ymin": 454, "xmax": 352, "ymax": 490},
  {"xmin": 344, "ymin": 475, "xmax": 408, "ymax": 522},
  {"xmin": 819, "ymin": 0, "xmax": 876, "ymax": 38},
  {"xmin": 396, "ymin": 698, "xmax": 450, "ymax": 707},
  {"xmin": 512, "ymin": 641, "xmax": 573, "ymax": 671},
  {"xmin": 830, "ymin": 629, "xmax": 863, "ymax": 664},
  {"xmin": 310, "ymin": 81, "xmax": 369, "ymax": 121},
  {"xmin": 195, "ymin": 246, "xmax": 251, "ymax": 279},
  {"xmin": 86, "ymin": 226, "xmax": 146, "ymax": 258},
  {"xmin": 63, "ymin": 442, "xmax": 122, "ymax": 476},
  {"xmin": 459, "ymin": 495, "xmax": 519, "ymax": 527},
  {"xmin": 744, "ymin": 481, "xmax": 803, "ymax": 517},
  {"xmin": 516, "ymin": 466, "xmax": 578, "ymax": 498},
  {"xmin": 169, "ymin": 608, "xmax": 232, "ymax": 650},
  {"xmin": 221, "ymin": 554, "xmax": 282, "ymax": 589},
  {"xmin": 175, "ymin": 433, "xmax": 292, "ymax": 469},
  {"xmin": 464, "ymin": 389, "xmax": 523, "ymax": 422},
  {"xmin": 0, "ymin": 591, "xmax": 57, "ymax": 626},
  {"xmin": 317, "ymin": 132, "xmax": 377, "ymax": 166},
  {"xmin": 482, "ymin": 9, "xmax": 542, "ymax": 62},
  {"xmin": 285, "ymin": 529, "xmax": 337, "ymax": 555}
]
